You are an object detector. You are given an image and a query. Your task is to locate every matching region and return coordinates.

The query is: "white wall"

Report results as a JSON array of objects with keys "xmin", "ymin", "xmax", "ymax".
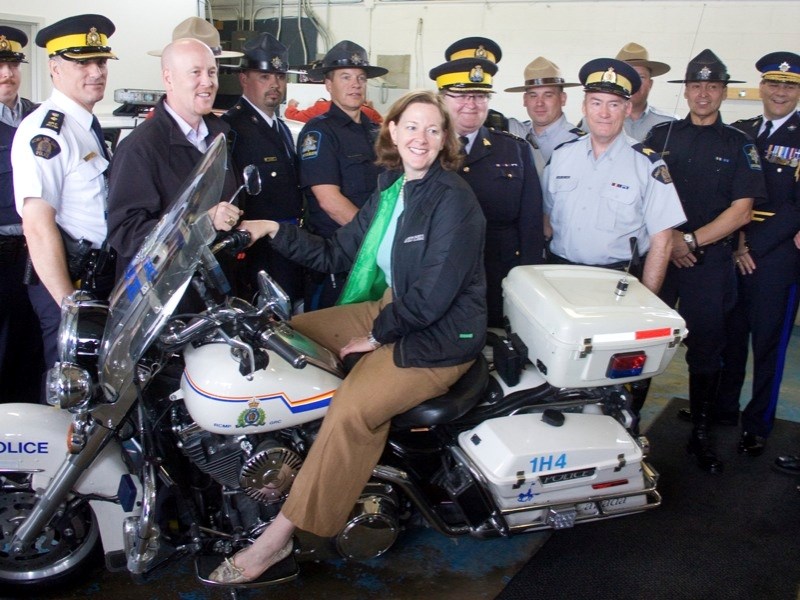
[
  {"xmin": 248, "ymin": 0, "xmax": 799, "ymax": 125},
  {"xmin": 4, "ymin": 0, "xmax": 197, "ymax": 116}
]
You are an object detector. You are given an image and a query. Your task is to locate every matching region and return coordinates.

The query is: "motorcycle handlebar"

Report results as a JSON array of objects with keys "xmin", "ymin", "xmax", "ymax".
[
  {"xmin": 259, "ymin": 328, "xmax": 307, "ymax": 369},
  {"xmin": 210, "ymin": 229, "xmax": 252, "ymax": 255}
]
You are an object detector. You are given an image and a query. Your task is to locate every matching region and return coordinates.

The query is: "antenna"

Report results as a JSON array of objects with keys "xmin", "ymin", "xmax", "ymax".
[{"xmin": 615, "ymin": 237, "xmax": 640, "ymax": 299}]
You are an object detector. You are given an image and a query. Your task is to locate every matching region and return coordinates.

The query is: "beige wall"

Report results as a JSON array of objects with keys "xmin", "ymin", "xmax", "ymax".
[
  {"xmin": 264, "ymin": 0, "xmax": 799, "ymax": 124},
  {"xmin": 3, "ymin": 1, "xmax": 197, "ymax": 115}
]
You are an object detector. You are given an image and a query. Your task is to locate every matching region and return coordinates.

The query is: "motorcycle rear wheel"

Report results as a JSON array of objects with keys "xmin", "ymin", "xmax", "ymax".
[{"xmin": 0, "ymin": 489, "xmax": 100, "ymax": 589}]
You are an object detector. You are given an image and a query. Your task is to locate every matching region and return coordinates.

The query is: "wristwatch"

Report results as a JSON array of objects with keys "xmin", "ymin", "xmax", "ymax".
[{"xmin": 682, "ymin": 232, "xmax": 697, "ymax": 252}]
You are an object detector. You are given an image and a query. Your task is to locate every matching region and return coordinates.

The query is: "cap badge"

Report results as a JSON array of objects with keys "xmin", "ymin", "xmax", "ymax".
[
  {"xmin": 601, "ymin": 67, "xmax": 617, "ymax": 83},
  {"xmin": 699, "ymin": 66, "xmax": 711, "ymax": 80},
  {"xmin": 350, "ymin": 53, "xmax": 364, "ymax": 66},
  {"xmin": 271, "ymin": 56, "xmax": 284, "ymax": 70},
  {"xmin": 86, "ymin": 27, "xmax": 102, "ymax": 46},
  {"xmin": 779, "ymin": 61, "xmax": 790, "ymax": 73},
  {"xmin": 469, "ymin": 64, "xmax": 484, "ymax": 82},
  {"xmin": 0, "ymin": 36, "xmax": 8, "ymax": 52},
  {"xmin": 475, "ymin": 45, "xmax": 487, "ymax": 59}
]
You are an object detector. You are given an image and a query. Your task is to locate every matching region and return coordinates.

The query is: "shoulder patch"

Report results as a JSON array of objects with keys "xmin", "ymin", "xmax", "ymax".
[
  {"xmin": 633, "ymin": 143, "xmax": 661, "ymax": 163},
  {"xmin": 41, "ymin": 110, "xmax": 64, "ymax": 134},
  {"xmin": 743, "ymin": 143, "xmax": 762, "ymax": 171},
  {"xmin": 300, "ymin": 131, "xmax": 322, "ymax": 160},
  {"xmin": 651, "ymin": 164, "xmax": 673, "ymax": 184},
  {"xmin": 30, "ymin": 135, "xmax": 61, "ymax": 159}
]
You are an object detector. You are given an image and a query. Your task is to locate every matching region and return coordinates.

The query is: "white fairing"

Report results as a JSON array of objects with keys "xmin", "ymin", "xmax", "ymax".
[
  {"xmin": 0, "ymin": 404, "xmax": 142, "ymax": 553},
  {"xmin": 181, "ymin": 343, "xmax": 341, "ymax": 434}
]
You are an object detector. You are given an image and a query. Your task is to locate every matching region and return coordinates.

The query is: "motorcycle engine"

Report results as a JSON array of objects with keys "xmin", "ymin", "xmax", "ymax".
[
  {"xmin": 239, "ymin": 441, "xmax": 303, "ymax": 504},
  {"xmin": 174, "ymin": 420, "xmax": 302, "ymax": 503}
]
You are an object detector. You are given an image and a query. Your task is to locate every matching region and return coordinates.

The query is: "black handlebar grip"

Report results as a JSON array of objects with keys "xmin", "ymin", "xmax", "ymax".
[{"xmin": 260, "ymin": 329, "xmax": 307, "ymax": 369}]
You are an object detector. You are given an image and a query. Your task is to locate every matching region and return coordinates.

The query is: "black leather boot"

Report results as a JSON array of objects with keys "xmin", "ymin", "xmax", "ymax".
[{"xmin": 686, "ymin": 373, "xmax": 724, "ymax": 474}]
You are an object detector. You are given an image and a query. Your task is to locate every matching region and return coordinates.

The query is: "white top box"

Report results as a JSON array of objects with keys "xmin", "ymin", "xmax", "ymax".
[{"xmin": 503, "ymin": 265, "xmax": 687, "ymax": 388}]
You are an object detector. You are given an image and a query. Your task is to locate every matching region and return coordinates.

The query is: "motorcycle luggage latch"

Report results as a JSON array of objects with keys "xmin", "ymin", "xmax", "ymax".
[
  {"xmin": 668, "ymin": 328, "xmax": 683, "ymax": 348},
  {"xmin": 579, "ymin": 337, "xmax": 593, "ymax": 358}
]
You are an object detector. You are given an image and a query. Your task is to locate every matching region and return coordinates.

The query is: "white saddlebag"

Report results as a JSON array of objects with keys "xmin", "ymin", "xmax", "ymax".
[
  {"xmin": 503, "ymin": 265, "xmax": 687, "ymax": 388},
  {"xmin": 459, "ymin": 412, "xmax": 652, "ymax": 529}
]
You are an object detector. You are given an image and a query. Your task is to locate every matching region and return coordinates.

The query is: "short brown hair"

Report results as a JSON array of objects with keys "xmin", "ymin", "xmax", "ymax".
[{"xmin": 375, "ymin": 90, "xmax": 462, "ymax": 171}]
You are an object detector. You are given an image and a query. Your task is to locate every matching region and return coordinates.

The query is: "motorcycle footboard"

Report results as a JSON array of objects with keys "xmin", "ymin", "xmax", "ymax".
[{"xmin": 195, "ymin": 552, "xmax": 299, "ymax": 588}]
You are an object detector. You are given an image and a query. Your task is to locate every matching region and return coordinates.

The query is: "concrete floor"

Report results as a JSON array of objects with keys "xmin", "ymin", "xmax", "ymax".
[{"xmin": 7, "ymin": 327, "xmax": 800, "ymax": 600}]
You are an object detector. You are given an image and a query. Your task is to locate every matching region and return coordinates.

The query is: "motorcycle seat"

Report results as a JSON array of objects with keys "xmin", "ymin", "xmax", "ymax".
[{"xmin": 391, "ymin": 355, "xmax": 489, "ymax": 430}]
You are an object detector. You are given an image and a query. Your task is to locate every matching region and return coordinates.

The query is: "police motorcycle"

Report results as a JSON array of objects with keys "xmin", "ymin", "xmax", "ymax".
[{"xmin": 0, "ymin": 134, "xmax": 687, "ymax": 592}]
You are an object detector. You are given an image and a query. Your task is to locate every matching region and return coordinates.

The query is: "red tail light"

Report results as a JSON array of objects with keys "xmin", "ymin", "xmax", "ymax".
[{"xmin": 606, "ymin": 351, "xmax": 647, "ymax": 379}]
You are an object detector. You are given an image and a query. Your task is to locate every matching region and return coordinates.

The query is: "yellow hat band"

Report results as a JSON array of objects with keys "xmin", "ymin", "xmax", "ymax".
[
  {"xmin": 450, "ymin": 48, "xmax": 497, "ymax": 63},
  {"xmin": 585, "ymin": 70, "xmax": 633, "ymax": 94},
  {"xmin": 762, "ymin": 71, "xmax": 800, "ymax": 84},
  {"xmin": 0, "ymin": 38, "xmax": 23, "ymax": 54},
  {"xmin": 46, "ymin": 32, "xmax": 109, "ymax": 56},
  {"xmin": 436, "ymin": 71, "xmax": 493, "ymax": 89}
]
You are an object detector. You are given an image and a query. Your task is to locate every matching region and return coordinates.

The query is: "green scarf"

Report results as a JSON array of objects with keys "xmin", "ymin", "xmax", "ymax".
[{"xmin": 337, "ymin": 175, "xmax": 405, "ymax": 305}]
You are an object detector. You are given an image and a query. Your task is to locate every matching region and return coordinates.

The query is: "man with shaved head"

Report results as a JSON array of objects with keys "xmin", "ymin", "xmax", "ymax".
[{"xmin": 107, "ymin": 38, "xmax": 241, "ymax": 275}]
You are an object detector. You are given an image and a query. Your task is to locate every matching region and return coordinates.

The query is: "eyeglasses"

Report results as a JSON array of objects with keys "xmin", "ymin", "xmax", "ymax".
[{"xmin": 444, "ymin": 93, "xmax": 490, "ymax": 105}]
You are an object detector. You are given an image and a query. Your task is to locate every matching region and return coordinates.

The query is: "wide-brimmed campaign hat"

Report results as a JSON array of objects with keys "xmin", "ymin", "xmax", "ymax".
[
  {"xmin": 0, "ymin": 26, "xmax": 28, "ymax": 63},
  {"xmin": 147, "ymin": 17, "xmax": 243, "ymax": 58},
  {"xmin": 668, "ymin": 49, "xmax": 744, "ymax": 84},
  {"xmin": 36, "ymin": 14, "xmax": 117, "ymax": 60},
  {"xmin": 306, "ymin": 40, "xmax": 387, "ymax": 80},
  {"xmin": 505, "ymin": 56, "xmax": 580, "ymax": 92},
  {"xmin": 579, "ymin": 58, "xmax": 642, "ymax": 99},
  {"xmin": 614, "ymin": 42, "xmax": 670, "ymax": 78},
  {"xmin": 236, "ymin": 32, "xmax": 288, "ymax": 73},
  {"xmin": 756, "ymin": 51, "xmax": 800, "ymax": 85}
]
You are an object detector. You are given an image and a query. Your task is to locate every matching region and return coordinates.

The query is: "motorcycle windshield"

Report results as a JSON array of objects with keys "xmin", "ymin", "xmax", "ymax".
[{"xmin": 98, "ymin": 134, "xmax": 228, "ymax": 394}]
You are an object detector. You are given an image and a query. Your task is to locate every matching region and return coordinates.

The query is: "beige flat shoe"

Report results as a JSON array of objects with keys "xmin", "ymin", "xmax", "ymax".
[{"xmin": 208, "ymin": 539, "xmax": 294, "ymax": 584}]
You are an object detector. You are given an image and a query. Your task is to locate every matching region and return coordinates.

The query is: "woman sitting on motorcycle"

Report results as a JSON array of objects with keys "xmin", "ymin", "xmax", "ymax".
[{"xmin": 210, "ymin": 89, "xmax": 487, "ymax": 584}]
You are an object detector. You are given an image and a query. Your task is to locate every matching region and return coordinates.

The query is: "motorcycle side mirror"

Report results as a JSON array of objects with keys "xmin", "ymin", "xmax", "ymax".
[
  {"xmin": 243, "ymin": 164, "xmax": 261, "ymax": 196},
  {"xmin": 227, "ymin": 165, "xmax": 262, "ymax": 206},
  {"xmin": 256, "ymin": 270, "xmax": 292, "ymax": 322}
]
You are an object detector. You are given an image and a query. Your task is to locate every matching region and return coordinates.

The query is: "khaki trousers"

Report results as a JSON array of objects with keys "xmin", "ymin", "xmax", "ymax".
[{"xmin": 282, "ymin": 290, "xmax": 473, "ymax": 537}]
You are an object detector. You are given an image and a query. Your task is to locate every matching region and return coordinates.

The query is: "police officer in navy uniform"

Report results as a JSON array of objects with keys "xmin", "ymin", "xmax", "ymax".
[
  {"xmin": 430, "ymin": 37, "xmax": 544, "ymax": 328},
  {"xmin": 0, "ymin": 27, "xmax": 44, "ymax": 402},
  {"xmin": 645, "ymin": 49, "xmax": 768, "ymax": 473},
  {"xmin": 296, "ymin": 41, "xmax": 387, "ymax": 311},
  {"xmin": 714, "ymin": 52, "xmax": 800, "ymax": 458},
  {"xmin": 11, "ymin": 15, "xmax": 118, "ymax": 389},
  {"xmin": 223, "ymin": 33, "xmax": 303, "ymax": 304}
]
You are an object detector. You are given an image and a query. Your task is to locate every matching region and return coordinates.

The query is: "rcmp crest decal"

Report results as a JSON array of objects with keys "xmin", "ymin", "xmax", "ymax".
[
  {"xmin": 236, "ymin": 398, "xmax": 266, "ymax": 428},
  {"xmin": 652, "ymin": 164, "xmax": 673, "ymax": 184}
]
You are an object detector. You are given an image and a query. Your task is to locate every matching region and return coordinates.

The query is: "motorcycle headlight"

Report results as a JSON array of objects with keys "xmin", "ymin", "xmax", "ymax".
[
  {"xmin": 58, "ymin": 291, "xmax": 109, "ymax": 372},
  {"xmin": 46, "ymin": 362, "xmax": 93, "ymax": 412}
]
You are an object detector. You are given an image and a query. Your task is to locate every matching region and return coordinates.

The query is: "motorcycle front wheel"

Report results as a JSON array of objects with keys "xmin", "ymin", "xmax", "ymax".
[{"xmin": 0, "ymin": 488, "xmax": 100, "ymax": 590}]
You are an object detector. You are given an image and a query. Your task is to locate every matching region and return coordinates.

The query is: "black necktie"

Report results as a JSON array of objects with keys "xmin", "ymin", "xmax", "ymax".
[
  {"xmin": 459, "ymin": 135, "xmax": 468, "ymax": 155},
  {"xmin": 757, "ymin": 120, "xmax": 773, "ymax": 144},
  {"xmin": 90, "ymin": 115, "xmax": 109, "ymax": 160}
]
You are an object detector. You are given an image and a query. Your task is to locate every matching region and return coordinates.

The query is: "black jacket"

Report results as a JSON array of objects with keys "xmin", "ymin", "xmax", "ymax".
[
  {"xmin": 107, "ymin": 98, "xmax": 238, "ymax": 273},
  {"xmin": 271, "ymin": 163, "xmax": 487, "ymax": 368},
  {"xmin": 0, "ymin": 97, "xmax": 37, "ymax": 227}
]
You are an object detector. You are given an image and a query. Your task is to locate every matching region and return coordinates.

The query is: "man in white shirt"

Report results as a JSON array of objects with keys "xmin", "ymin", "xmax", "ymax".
[{"xmin": 12, "ymin": 14, "xmax": 118, "ymax": 380}]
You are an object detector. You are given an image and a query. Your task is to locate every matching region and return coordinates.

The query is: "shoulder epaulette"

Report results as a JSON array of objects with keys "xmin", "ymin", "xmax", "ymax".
[
  {"xmin": 553, "ymin": 135, "xmax": 584, "ymax": 154},
  {"xmin": 41, "ymin": 110, "xmax": 64, "ymax": 134},
  {"xmin": 489, "ymin": 127, "xmax": 526, "ymax": 143},
  {"xmin": 649, "ymin": 120, "xmax": 672, "ymax": 133},
  {"xmin": 569, "ymin": 127, "xmax": 587, "ymax": 136},
  {"xmin": 632, "ymin": 143, "xmax": 661, "ymax": 163},
  {"xmin": 732, "ymin": 115, "xmax": 760, "ymax": 126}
]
